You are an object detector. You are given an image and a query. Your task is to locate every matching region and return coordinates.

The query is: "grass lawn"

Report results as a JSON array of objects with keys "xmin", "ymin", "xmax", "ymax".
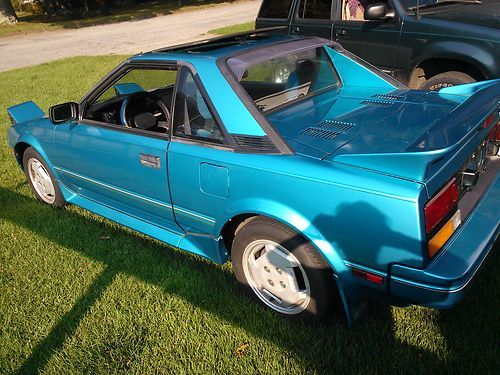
[
  {"xmin": 0, "ymin": 57, "xmax": 499, "ymax": 374},
  {"xmin": 0, "ymin": 0, "xmax": 245, "ymax": 38},
  {"xmin": 209, "ymin": 21, "xmax": 255, "ymax": 35}
]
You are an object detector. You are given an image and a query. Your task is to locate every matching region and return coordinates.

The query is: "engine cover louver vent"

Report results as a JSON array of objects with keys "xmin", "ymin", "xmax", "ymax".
[
  {"xmin": 361, "ymin": 99, "xmax": 393, "ymax": 107},
  {"xmin": 300, "ymin": 127, "xmax": 340, "ymax": 140},
  {"xmin": 316, "ymin": 119, "xmax": 355, "ymax": 131},
  {"xmin": 372, "ymin": 93, "xmax": 405, "ymax": 101},
  {"xmin": 232, "ymin": 135, "xmax": 279, "ymax": 153}
]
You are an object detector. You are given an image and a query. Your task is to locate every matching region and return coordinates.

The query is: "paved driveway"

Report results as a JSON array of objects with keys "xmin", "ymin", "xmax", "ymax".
[{"xmin": 0, "ymin": 1, "xmax": 260, "ymax": 72}]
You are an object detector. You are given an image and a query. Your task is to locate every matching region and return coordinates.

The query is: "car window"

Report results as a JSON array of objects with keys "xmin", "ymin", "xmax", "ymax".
[
  {"xmin": 172, "ymin": 68, "xmax": 224, "ymax": 144},
  {"xmin": 239, "ymin": 46, "xmax": 340, "ymax": 112},
  {"xmin": 258, "ymin": 0, "xmax": 293, "ymax": 19},
  {"xmin": 297, "ymin": 0, "xmax": 333, "ymax": 19},
  {"xmin": 341, "ymin": 0, "xmax": 391, "ymax": 21},
  {"xmin": 84, "ymin": 67, "xmax": 178, "ymax": 133},
  {"xmin": 95, "ymin": 69, "xmax": 177, "ymax": 104}
]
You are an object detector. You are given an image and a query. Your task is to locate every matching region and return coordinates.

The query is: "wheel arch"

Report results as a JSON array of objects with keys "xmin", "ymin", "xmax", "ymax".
[
  {"xmin": 13, "ymin": 141, "xmax": 31, "ymax": 168},
  {"xmin": 217, "ymin": 203, "xmax": 358, "ymax": 325},
  {"xmin": 217, "ymin": 200, "xmax": 348, "ymax": 277},
  {"xmin": 13, "ymin": 136, "xmax": 62, "ymax": 183},
  {"xmin": 408, "ymin": 43, "xmax": 493, "ymax": 88}
]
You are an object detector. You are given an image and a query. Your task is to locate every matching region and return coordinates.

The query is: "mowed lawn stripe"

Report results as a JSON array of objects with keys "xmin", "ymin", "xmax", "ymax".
[{"xmin": 0, "ymin": 56, "xmax": 499, "ymax": 374}]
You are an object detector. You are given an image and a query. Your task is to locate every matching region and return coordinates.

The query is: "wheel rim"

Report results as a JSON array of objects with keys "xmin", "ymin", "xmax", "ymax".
[
  {"xmin": 27, "ymin": 158, "xmax": 55, "ymax": 204},
  {"xmin": 242, "ymin": 239, "xmax": 311, "ymax": 315}
]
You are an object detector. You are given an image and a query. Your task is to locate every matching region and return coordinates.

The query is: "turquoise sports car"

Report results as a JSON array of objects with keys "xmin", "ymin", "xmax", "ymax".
[{"xmin": 7, "ymin": 30, "xmax": 500, "ymax": 325}]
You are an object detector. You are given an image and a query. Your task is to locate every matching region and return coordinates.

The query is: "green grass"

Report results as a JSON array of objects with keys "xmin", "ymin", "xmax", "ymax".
[
  {"xmin": 209, "ymin": 21, "xmax": 255, "ymax": 35},
  {"xmin": 1, "ymin": 57, "xmax": 500, "ymax": 374},
  {"xmin": 0, "ymin": 0, "xmax": 244, "ymax": 38}
]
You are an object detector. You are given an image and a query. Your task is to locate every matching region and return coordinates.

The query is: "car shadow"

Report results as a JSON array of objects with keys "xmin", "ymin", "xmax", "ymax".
[{"xmin": 0, "ymin": 187, "xmax": 497, "ymax": 373}]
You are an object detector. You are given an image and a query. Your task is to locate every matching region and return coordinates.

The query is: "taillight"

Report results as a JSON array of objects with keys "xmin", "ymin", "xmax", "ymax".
[
  {"xmin": 489, "ymin": 122, "xmax": 500, "ymax": 142},
  {"xmin": 424, "ymin": 178, "xmax": 459, "ymax": 233},
  {"xmin": 482, "ymin": 114, "xmax": 495, "ymax": 129}
]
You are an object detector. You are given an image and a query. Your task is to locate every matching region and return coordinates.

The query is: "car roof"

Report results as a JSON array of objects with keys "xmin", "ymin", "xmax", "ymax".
[{"xmin": 129, "ymin": 29, "xmax": 325, "ymax": 64}]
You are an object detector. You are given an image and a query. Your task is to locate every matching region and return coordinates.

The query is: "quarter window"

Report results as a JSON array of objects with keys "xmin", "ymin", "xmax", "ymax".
[
  {"xmin": 173, "ymin": 68, "xmax": 224, "ymax": 144},
  {"xmin": 297, "ymin": 0, "xmax": 332, "ymax": 20}
]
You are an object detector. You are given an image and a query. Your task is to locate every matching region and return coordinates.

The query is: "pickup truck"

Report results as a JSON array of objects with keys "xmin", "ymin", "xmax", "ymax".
[{"xmin": 256, "ymin": 0, "xmax": 500, "ymax": 89}]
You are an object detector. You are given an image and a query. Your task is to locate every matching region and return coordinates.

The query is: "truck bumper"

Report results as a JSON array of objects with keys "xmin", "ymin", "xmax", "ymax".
[{"xmin": 389, "ymin": 165, "xmax": 499, "ymax": 309}]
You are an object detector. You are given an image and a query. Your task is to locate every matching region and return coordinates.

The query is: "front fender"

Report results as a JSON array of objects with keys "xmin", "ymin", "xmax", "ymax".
[{"xmin": 11, "ymin": 123, "xmax": 60, "ymax": 182}]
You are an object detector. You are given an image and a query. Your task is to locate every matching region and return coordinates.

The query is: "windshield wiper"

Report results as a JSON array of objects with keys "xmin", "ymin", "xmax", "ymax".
[{"xmin": 409, "ymin": 0, "xmax": 481, "ymax": 11}]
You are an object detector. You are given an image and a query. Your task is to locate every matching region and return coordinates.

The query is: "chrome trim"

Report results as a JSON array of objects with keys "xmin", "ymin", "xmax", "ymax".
[
  {"xmin": 55, "ymin": 167, "xmax": 172, "ymax": 209},
  {"xmin": 173, "ymin": 206, "xmax": 216, "ymax": 224},
  {"xmin": 55, "ymin": 167, "xmax": 216, "ymax": 225}
]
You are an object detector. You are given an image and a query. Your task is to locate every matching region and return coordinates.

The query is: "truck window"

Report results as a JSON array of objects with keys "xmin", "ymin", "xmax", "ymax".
[
  {"xmin": 258, "ymin": 0, "xmax": 293, "ymax": 19},
  {"xmin": 297, "ymin": 0, "xmax": 333, "ymax": 19},
  {"xmin": 342, "ymin": 0, "xmax": 391, "ymax": 21}
]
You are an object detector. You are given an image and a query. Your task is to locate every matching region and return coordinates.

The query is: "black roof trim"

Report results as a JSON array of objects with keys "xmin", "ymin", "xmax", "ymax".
[{"xmin": 152, "ymin": 26, "xmax": 288, "ymax": 54}]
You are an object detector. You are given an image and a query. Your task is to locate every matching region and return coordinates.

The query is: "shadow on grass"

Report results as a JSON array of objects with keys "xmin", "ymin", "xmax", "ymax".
[
  {"xmin": 1, "ymin": 186, "xmax": 497, "ymax": 373},
  {"xmin": 17, "ymin": 0, "xmax": 234, "ymax": 30}
]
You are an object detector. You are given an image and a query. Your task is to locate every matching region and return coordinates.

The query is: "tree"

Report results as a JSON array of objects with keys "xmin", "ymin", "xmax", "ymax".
[{"xmin": 0, "ymin": 0, "xmax": 17, "ymax": 24}]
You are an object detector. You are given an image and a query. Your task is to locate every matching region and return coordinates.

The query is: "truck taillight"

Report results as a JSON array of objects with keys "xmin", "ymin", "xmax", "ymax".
[{"xmin": 424, "ymin": 178, "xmax": 459, "ymax": 234}]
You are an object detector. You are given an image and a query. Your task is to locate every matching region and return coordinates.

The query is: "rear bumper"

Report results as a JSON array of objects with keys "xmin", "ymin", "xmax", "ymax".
[{"xmin": 389, "ymin": 165, "xmax": 499, "ymax": 309}]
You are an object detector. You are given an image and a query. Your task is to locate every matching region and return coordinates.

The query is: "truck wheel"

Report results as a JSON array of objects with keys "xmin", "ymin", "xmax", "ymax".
[
  {"xmin": 23, "ymin": 147, "xmax": 66, "ymax": 208},
  {"xmin": 419, "ymin": 71, "xmax": 476, "ymax": 91},
  {"xmin": 231, "ymin": 216, "xmax": 336, "ymax": 322}
]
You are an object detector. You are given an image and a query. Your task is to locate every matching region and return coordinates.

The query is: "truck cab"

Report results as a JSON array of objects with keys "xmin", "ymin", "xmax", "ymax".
[{"xmin": 256, "ymin": 0, "xmax": 500, "ymax": 89}]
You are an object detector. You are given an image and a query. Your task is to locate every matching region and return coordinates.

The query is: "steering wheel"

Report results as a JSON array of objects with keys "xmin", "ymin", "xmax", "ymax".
[{"xmin": 120, "ymin": 91, "xmax": 171, "ymax": 130}]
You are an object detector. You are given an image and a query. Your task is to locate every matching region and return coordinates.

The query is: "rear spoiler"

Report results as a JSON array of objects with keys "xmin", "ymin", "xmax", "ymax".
[
  {"xmin": 7, "ymin": 101, "xmax": 45, "ymax": 124},
  {"xmin": 332, "ymin": 80, "xmax": 500, "ymax": 185}
]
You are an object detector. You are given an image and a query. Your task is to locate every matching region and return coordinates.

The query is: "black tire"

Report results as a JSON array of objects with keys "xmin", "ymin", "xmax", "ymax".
[
  {"xmin": 23, "ymin": 147, "xmax": 66, "ymax": 208},
  {"xmin": 419, "ymin": 71, "xmax": 476, "ymax": 91},
  {"xmin": 231, "ymin": 216, "xmax": 336, "ymax": 323}
]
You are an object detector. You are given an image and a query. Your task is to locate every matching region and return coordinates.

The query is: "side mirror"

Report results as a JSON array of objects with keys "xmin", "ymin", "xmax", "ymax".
[
  {"xmin": 49, "ymin": 102, "xmax": 79, "ymax": 124},
  {"xmin": 364, "ymin": 3, "xmax": 395, "ymax": 21}
]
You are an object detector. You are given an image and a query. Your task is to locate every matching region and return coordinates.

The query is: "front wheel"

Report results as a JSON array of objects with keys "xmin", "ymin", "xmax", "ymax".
[
  {"xmin": 419, "ymin": 71, "xmax": 476, "ymax": 91},
  {"xmin": 231, "ymin": 216, "xmax": 336, "ymax": 322},
  {"xmin": 23, "ymin": 147, "xmax": 66, "ymax": 208}
]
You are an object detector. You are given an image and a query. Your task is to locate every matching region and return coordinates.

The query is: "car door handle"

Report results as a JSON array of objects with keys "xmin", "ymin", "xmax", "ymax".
[
  {"xmin": 140, "ymin": 153, "xmax": 160, "ymax": 169},
  {"xmin": 336, "ymin": 29, "xmax": 346, "ymax": 36},
  {"xmin": 292, "ymin": 26, "xmax": 300, "ymax": 33}
]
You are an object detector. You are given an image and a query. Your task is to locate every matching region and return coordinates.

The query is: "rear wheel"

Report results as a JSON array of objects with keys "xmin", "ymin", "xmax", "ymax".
[
  {"xmin": 419, "ymin": 71, "xmax": 476, "ymax": 91},
  {"xmin": 23, "ymin": 147, "xmax": 66, "ymax": 208},
  {"xmin": 231, "ymin": 216, "xmax": 336, "ymax": 322}
]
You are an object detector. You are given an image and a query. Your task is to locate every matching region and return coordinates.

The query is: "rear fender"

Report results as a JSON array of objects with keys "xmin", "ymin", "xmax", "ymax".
[{"xmin": 217, "ymin": 198, "xmax": 364, "ymax": 325}]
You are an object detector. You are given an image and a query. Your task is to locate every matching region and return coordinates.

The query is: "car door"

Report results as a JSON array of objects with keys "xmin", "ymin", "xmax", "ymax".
[
  {"xmin": 53, "ymin": 65, "xmax": 182, "ymax": 234},
  {"xmin": 167, "ymin": 67, "xmax": 233, "ymax": 237},
  {"xmin": 333, "ymin": 0, "xmax": 402, "ymax": 71},
  {"xmin": 290, "ymin": 0, "xmax": 335, "ymax": 39}
]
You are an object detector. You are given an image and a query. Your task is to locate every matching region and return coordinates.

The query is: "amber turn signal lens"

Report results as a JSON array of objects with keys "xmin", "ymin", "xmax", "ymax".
[{"xmin": 428, "ymin": 210, "xmax": 461, "ymax": 257}]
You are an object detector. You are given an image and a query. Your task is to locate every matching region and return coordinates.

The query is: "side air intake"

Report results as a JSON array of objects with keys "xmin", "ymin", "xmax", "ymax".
[{"xmin": 232, "ymin": 135, "xmax": 279, "ymax": 153}]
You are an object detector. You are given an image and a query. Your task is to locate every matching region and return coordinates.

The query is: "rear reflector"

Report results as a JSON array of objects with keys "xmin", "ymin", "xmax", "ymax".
[
  {"xmin": 424, "ymin": 178, "xmax": 459, "ymax": 233},
  {"xmin": 352, "ymin": 268, "xmax": 384, "ymax": 285},
  {"xmin": 428, "ymin": 210, "xmax": 461, "ymax": 257}
]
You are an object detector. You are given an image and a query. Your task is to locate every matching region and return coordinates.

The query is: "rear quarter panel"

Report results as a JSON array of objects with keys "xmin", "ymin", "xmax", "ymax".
[{"xmin": 204, "ymin": 150, "xmax": 426, "ymax": 292}]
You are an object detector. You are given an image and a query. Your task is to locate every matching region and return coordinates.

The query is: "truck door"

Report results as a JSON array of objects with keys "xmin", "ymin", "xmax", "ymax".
[{"xmin": 333, "ymin": 0, "xmax": 402, "ymax": 72}]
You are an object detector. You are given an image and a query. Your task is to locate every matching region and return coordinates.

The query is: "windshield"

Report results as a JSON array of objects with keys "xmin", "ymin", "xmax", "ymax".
[{"xmin": 229, "ymin": 46, "xmax": 341, "ymax": 112}]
